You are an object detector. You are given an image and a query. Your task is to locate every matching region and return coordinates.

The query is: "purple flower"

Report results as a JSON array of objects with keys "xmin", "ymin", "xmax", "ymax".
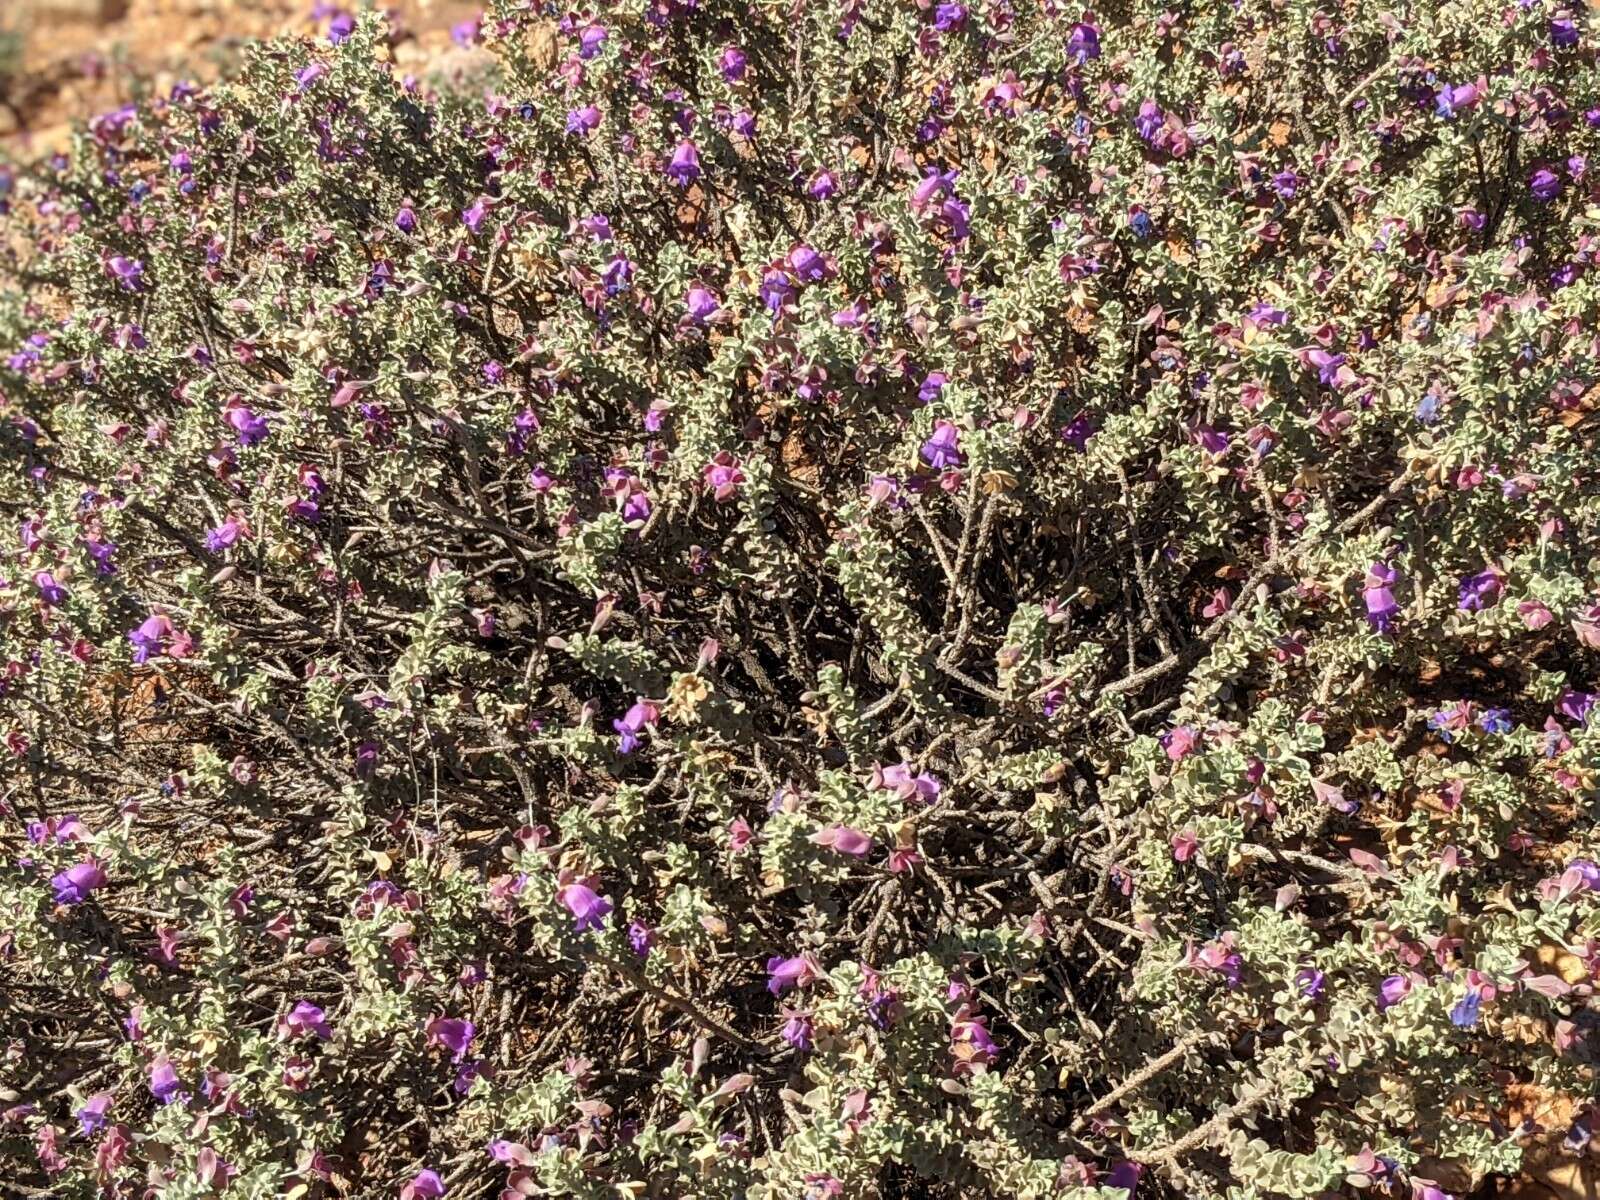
[
  {"xmin": 787, "ymin": 244, "xmax": 829, "ymax": 284},
  {"xmin": 1270, "ymin": 169, "xmax": 1300, "ymax": 199},
  {"xmin": 933, "ymin": 3, "xmax": 967, "ymax": 31},
  {"xmin": 462, "ymin": 198, "xmax": 489, "ymax": 233},
  {"xmin": 149, "ymin": 1060, "xmax": 182, "ymax": 1104},
  {"xmin": 1435, "ymin": 81, "xmax": 1482, "ymax": 118},
  {"xmin": 34, "ymin": 572, "xmax": 67, "ymax": 606},
  {"xmin": 1552, "ymin": 16, "xmax": 1580, "ymax": 47},
  {"xmin": 566, "ymin": 106, "xmax": 602, "ymax": 135},
  {"xmin": 918, "ymin": 372, "xmax": 947, "ymax": 403},
  {"xmin": 75, "ymin": 1093, "xmax": 112, "ymax": 1137},
  {"xmin": 612, "ymin": 699, "xmax": 659, "ymax": 754},
  {"xmin": 1377, "ymin": 974, "xmax": 1411, "ymax": 1011},
  {"xmin": 205, "ymin": 517, "xmax": 245, "ymax": 554},
  {"xmin": 781, "ymin": 1011, "xmax": 814, "ymax": 1051},
  {"xmin": 627, "ymin": 920, "xmax": 654, "ymax": 958},
  {"xmin": 766, "ymin": 953, "xmax": 818, "ymax": 995},
  {"xmin": 281, "ymin": 1000, "xmax": 332, "ymax": 1040},
  {"xmin": 402, "ymin": 1170, "xmax": 446, "ymax": 1200},
  {"xmin": 52, "ymin": 861, "xmax": 106, "ymax": 905},
  {"xmin": 395, "ymin": 202, "xmax": 417, "ymax": 233},
  {"xmin": 1531, "ymin": 167, "xmax": 1563, "ymax": 202},
  {"xmin": 558, "ymin": 882, "xmax": 613, "ymax": 932},
  {"xmin": 1363, "ymin": 562, "xmax": 1400, "ymax": 632},
  {"xmin": 1478, "ymin": 707, "xmax": 1513, "ymax": 734},
  {"xmin": 426, "ymin": 1016, "xmax": 476, "ymax": 1062},
  {"xmin": 1450, "ymin": 990, "xmax": 1482, "ymax": 1028},
  {"xmin": 1135, "ymin": 99, "xmax": 1164, "ymax": 141},
  {"xmin": 1066, "ymin": 22, "xmax": 1100, "ymax": 62},
  {"xmin": 1296, "ymin": 967, "xmax": 1326, "ymax": 999},
  {"xmin": 760, "ymin": 269, "xmax": 795, "ymax": 312},
  {"xmin": 1558, "ymin": 689, "xmax": 1596, "ymax": 724},
  {"xmin": 920, "ymin": 420, "xmax": 963, "ymax": 470},
  {"xmin": 128, "ymin": 612, "xmax": 172, "ymax": 663},
  {"xmin": 107, "ymin": 256, "xmax": 145, "ymax": 290},
  {"xmin": 226, "ymin": 404, "xmax": 269, "ymax": 447},
  {"xmin": 719, "ymin": 45, "xmax": 747, "ymax": 82},
  {"xmin": 1458, "ymin": 569, "xmax": 1502, "ymax": 611},
  {"xmin": 578, "ymin": 24, "xmax": 608, "ymax": 58},
  {"xmin": 666, "ymin": 140, "xmax": 701, "ymax": 187},
  {"xmin": 1304, "ymin": 348, "xmax": 1348, "ymax": 389},
  {"xmin": 684, "ymin": 284, "xmax": 721, "ymax": 325}
]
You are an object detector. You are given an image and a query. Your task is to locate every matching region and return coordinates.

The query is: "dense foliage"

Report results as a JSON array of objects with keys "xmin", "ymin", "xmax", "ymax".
[{"xmin": 4, "ymin": 1, "xmax": 1600, "ymax": 1197}]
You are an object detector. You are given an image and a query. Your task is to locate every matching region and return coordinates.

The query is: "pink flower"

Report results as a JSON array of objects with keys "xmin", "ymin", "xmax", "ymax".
[
  {"xmin": 1573, "ymin": 603, "xmax": 1600, "ymax": 649},
  {"xmin": 811, "ymin": 825, "xmax": 873, "ymax": 858},
  {"xmin": 703, "ymin": 452, "xmax": 746, "ymax": 502},
  {"xmin": 1161, "ymin": 726, "xmax": 1198, "ymax": 761}
]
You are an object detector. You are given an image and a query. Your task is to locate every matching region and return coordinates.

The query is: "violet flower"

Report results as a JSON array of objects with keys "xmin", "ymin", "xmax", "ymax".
[
  {"xmin": 920, "ymin": 420, "xmax": 963, "ymax": 469},
  {"xmin": 52, "ymin": 861, "xmax": 106, "ymax": 905},
  {"xmin": 558, "ymin": 882, "xmax": 613, "ymax": 932}
]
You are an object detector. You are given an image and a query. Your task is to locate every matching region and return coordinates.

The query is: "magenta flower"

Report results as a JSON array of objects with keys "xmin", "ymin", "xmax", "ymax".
[
  {"xmin": 52, "ymin": 861, "xmax": 106, "ymax": 905},
  {"xmin": 401, "ymin": 1170, "xmax": 446, "ymax": 1200},
  {"xmin": 811, "ymin": 825, "xmax": 873, "ymax": 858},
  {"xmin": 875, "ymin": 761, "xmax": 942, "ymax": 802},
  {"xmin": 920, "ymin": 420, "xmax": 963, "ymax": 470},
  {"xmin": 280, "ymin": 1000, "xmax": 332, "ymax": 1040},
  {"xmin": 1161, "ymin": 725, "xmax": 1198, "ymax": 761},
  {"xmin": 462, "ymin": 197, "xmax": 489, "ymax": 233},
  {"xmin": 766, "ymin": 953, "xmax": 820, "ymax": 995},
  {"xmin": 703, "ymin": 452, "xmax": 746, "ymax": 502},
  {"xmin": 1571, "ymin": 603, "xmax": 1600, "ymax": 649},
  {"xmin": 425, "ymin": 1016, "xmax": 476, "ymax": 1062},
  {"xmin": 558, "ymin": 882, "xmax": 613, "ymax": 932}
]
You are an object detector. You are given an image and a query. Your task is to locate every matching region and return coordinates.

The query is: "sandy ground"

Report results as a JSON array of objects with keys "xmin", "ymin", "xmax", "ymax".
[{"xmin": 0, "ymin": 0, "xmax": 484, "ymax": 155}]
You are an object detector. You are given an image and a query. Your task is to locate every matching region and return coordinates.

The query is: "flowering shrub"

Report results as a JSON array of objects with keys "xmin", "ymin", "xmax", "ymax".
[{"xmin": 4, "ymin": 2, "xmax": 1600, "ymax": 1197}]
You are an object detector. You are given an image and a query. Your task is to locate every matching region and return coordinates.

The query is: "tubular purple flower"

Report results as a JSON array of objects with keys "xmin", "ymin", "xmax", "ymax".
[
  {"xmin": 148, "ymin": 1060, "xmax": 181, "ymax": 1104},
  {"xmin": 281, "ymin": 1000, "xmax": 332, "ymax": 1040},
  {"xmin": 558, "ymin": 882, "xmax": 614, "ymax": 932},
  {"xmin": 52, "ymin": 861, "xmax": 106, "ymax": 906},
  {"xmin": 666, "ymin": 140, "xmax": 702, "ymax": 186},
  {"xmin": 1458, "ymin": 569, "xmax": 1502, "ymax": 611},
  {"xmin": 425, "ymin": 1016, "xmax": 476, "ymax": 1062},
  {"xmin": 75, "ymin": 1093, "xmax": 112, "ymax": 1138},
  {"xmin": 920, "ymin": 420, "xmax": 963, "ymax": 470}
]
